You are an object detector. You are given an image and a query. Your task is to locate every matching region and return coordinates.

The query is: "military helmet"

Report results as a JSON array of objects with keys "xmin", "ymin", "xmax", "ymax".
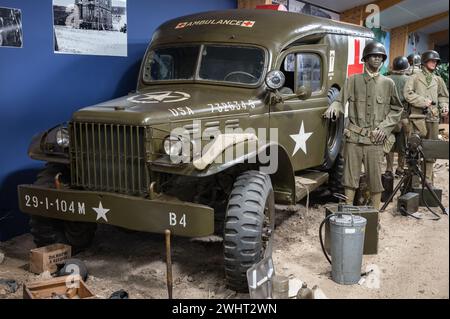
[
  {"xmin": 407, "ymin": 53, "xmax": 421, "ymax": 66},
  {"xmin": 421, "ymin": 50, "xmax": 441, "ymax": 64},
  {"xmin": 361, "ymin": 41, "xmax": 387, "ymax": 62},
  {"xmin": 392, "ymin": 56, "xmax": 409, "ymax": 71}
]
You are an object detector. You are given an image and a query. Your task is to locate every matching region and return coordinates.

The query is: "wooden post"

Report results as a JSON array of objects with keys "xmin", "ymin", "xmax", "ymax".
[{"xmin": 165, "ymin": 229, "xmax": 173, "ymax": 299}]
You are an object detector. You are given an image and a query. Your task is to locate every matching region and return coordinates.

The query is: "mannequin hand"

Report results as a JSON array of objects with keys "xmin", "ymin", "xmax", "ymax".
[
  {"xmin": 323, "ymin": 106, "xmax": 338, "ymax": 120},
  {"xmin": 371, "ymin": 128, "xmax": 386, "ymax": 143}
]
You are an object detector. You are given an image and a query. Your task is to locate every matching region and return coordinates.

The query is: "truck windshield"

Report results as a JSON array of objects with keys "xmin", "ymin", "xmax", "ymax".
[{"xmin": 143, "ymin": 45, "xmax": 265, "ymax": 86}]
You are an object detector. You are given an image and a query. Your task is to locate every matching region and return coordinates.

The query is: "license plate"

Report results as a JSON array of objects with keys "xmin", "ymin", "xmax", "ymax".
[{"xmin": 23, "ymin": 194, "xmax": 87, "ymax": 216}]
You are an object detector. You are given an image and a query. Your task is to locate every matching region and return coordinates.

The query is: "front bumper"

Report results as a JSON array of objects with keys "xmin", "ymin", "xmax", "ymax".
[{"xmin": 18, "ymin": 185, "xmax": 214, "ymax": 237}]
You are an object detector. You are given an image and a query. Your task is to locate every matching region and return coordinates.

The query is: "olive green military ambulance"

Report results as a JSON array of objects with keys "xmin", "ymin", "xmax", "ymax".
[{"xmin": 18, "ymin": 9, "xmax": 373, "ymax": 291}]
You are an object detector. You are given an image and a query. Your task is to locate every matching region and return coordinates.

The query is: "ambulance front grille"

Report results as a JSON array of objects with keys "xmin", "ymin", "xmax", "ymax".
[{"xmin": 69, "ymin": 122, "xmax": 149, "ymax": 195}]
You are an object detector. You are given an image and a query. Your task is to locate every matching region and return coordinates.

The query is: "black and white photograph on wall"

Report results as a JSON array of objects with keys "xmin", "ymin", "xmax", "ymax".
[
  {"xmin": 0, "ymin": 7, "xmax": 23, "ymax": 48},
  {"xmin": 53, "ymin": 0, "xmax": 127, "ymax": 57},
  {"xmin": 288, "ymin": 0, "xmax": 340, "ymax": 20}
]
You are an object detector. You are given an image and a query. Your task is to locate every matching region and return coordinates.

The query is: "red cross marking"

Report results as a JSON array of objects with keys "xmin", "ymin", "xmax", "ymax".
[
  {"xmin": 242, "ymin": 21, "xmax": 255, "ymax": 27},
  {"xmin": 347, "ymin": 39, "xmax": 364, "ymax": 76}
]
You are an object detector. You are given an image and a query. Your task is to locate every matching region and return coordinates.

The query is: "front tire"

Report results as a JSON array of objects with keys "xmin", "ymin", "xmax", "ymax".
[
  {"xmin": 29, "ymin": 163, "xmax": 96, "ymax": 253},
  {"xmin": 223, "ymin": 170, "xmax": 275, "ymax": 292}
]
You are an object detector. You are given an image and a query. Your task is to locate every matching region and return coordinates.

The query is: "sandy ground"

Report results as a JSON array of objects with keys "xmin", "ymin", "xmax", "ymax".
[{"xmin": 0, "ymin": 159, "xmax": 448, "ymax": 299}]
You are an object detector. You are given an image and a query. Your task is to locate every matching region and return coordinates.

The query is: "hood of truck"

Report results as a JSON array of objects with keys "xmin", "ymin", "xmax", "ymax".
[{"xmin": 72, "ymin": 85, "xmax": 264, "ymax": 125}]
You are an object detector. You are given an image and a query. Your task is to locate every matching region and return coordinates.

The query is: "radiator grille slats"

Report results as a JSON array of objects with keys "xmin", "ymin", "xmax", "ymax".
[{"xmin": 70, "ymin": 122, "xmax": 148, "ymax": 195}]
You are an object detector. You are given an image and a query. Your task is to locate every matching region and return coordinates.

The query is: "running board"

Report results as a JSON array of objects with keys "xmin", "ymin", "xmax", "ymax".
[{"xmin": 295, "ymin": 170, "xmax": 329, "ymax": 202}]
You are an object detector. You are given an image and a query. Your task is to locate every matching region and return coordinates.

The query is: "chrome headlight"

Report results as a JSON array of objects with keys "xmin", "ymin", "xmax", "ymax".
[
  {"xmin": 163, "ymin": 136, "xmax": 183, "ymax": 156},
  {"xmin": 56, "ymin": 128, "xmax": 70, "ymax": 148},
  {"xmin": 265, "ymin": 70, "xmax": 285, "ymax": 90}
]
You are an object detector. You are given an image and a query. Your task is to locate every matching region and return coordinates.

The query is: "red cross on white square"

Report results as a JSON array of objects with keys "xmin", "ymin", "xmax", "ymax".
[
  {"xmin": 175, "ymin": 22, "xmax": 187, "ymax": 29},
  {"xmin": 241, "ymin": 21, "xmax": 255, "ymax": 28}
]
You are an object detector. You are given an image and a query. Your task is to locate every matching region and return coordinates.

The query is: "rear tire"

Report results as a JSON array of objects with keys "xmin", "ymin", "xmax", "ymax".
[
  {"xmin": 223, "ymin": 170, "xmax": 275, "ymax": 292},
  {"xmin": 29, "ymin": 163, "xmax": 96, "ymax": 253}
]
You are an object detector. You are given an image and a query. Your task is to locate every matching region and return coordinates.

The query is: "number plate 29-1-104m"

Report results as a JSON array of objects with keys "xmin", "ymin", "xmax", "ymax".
[{"xmin": 17, "ymin": 185, "xmax": 214, "ymax": 237}]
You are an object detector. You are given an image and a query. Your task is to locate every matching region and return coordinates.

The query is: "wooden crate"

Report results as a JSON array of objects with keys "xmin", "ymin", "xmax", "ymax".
[
  {"xmin": 29, "ymin": 243, "xmax": 71, "ymax": 274},
  {"xmin": 23, "ymin": 275, "xmax": 95, "ymax": 299}
]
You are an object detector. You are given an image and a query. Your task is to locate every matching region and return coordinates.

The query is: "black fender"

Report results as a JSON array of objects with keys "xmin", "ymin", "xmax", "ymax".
[{"xmin": 28, "ymin": 124, "xmax": 69, "ymax": 164}]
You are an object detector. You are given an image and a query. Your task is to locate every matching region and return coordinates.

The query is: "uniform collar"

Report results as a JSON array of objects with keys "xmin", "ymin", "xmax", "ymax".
[
  {"xmin": 363, "ymin": 64, "xmax": 381, "ymax": 82},
  {"xmin": 422, "ymin": 67, "xmax": 434, "ymax": 76},
  {"xmin": 363, "ymin": 71, "xmax": 379, "ymax": 83}
]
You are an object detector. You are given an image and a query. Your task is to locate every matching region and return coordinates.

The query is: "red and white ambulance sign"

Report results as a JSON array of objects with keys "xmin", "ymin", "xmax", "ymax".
[{"xmin": 347, "ymin": 37, "xmax": 367, "ymax": 77}]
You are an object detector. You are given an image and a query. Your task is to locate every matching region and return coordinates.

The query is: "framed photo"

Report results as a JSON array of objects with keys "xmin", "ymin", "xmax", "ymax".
[
  {"xmin": 53, "ymin": 0, "xmax": 127, "ymax": 56},
  {"xmin": 0, "ymin": 7, "xmax": 23, "ymax": 48}
]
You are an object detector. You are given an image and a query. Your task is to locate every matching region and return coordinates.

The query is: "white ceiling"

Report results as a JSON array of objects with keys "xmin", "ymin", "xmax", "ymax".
[
  {"xmin": 305, "ymin": 0, "xmax": 448, "ymax": 35},
  {"xmin": 303, "ymin": 0, "xmax": 371, "ymax": 12},
  {"xmin": 379, "ymin": 0, "xmax": 449, "ymax": 30},
  {"xmin": 416, "ymin": 18, "xmax": 449, "ymax": 34}
]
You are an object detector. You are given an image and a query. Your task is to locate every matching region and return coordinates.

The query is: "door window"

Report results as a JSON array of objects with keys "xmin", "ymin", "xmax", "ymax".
[{"xmin": 296, "ymin": 53, "xmax": 322, "ymax": 93}]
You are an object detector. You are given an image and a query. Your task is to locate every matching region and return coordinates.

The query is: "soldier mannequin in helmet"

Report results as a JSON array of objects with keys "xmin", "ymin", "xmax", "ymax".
[
  {"xmin": 404, "ymin": 50, "xmax": 449, "ymax": 184},
  {"xmin": 385, "ymin": 56, "xmax": 411, "ymax": 177},
  {"xmin": 324, "ymin": 41, "xmax": 403, "ymax": 210},
  {"xmin": 407, "ymin": 53, "xmax": 422, "ymax": 76}
]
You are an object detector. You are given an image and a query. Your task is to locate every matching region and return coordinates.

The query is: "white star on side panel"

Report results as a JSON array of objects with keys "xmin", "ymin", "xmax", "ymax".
[
  {"xmin": 92, "ymin": 202, "xmax": 110, "ymax": 222},
  {"xmin": 290, "ymin": 121, "xmax": 313, "ymax": 156}
]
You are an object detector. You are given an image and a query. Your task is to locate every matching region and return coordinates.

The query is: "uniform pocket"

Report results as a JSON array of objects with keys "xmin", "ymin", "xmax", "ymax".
[{"xmin": 375, "ymin": 95, "xmax": 388, "ymax": 120}]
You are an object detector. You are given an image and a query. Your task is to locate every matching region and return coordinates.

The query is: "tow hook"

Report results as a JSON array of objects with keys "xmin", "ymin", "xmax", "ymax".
[{"xmin": 54, "ymin": 173, "xmax": 62, "ymax": 189}]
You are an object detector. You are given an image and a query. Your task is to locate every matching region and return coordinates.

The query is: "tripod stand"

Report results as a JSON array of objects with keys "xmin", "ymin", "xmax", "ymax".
[{"xmin": 380, "ymin": 141, "xmax": 448, "ymax": 217}]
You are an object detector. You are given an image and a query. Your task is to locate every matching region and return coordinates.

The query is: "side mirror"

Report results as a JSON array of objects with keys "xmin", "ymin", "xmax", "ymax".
[{"xmin": 296, "ymin": 86, "xmax": 312, "ymax": 100}]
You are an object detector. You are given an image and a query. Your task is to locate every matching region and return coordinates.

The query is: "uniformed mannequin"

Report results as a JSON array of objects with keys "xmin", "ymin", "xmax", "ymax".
[
  {"xmin": 385, "ymin": 56, "xmax": 411, "ymax": 176},
  {"xmin": 407, "ymin": 53, "xmax": 422, "ymax": 76},
  {"xmin": 324, "ymin": 41, "xmax": 403, "ymax": 210},
  {"xmin": 404, "ymin": 50, "xmax": 449, "ymax": 184}
]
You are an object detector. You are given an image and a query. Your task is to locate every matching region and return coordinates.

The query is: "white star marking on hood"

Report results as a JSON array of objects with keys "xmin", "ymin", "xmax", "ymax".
[
  {"xmin": 126, "ymin": 91, "xmax": 191, "ymax": 104},
  {"xmin": 92, "ymin": 202, "xmax": 110, "ymax": 222},
  {"xmin": 290, "ymin": 121, "xmax": 313, "ymax": 156}
]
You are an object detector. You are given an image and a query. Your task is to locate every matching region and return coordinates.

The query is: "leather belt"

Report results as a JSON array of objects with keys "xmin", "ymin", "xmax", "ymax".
[{"xmin": 346, "ymin": 122, "xmax": 372, "ymax": 137}]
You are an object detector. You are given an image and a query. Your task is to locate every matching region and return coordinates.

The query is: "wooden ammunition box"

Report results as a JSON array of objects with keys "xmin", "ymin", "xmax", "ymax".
[
  {"xmin": 23, "ymin": 275, "xmax": 95, "ymax": 299},
  {"xmin": 29, "ymin": 243, "xmax": 71, "ymax": 274}
]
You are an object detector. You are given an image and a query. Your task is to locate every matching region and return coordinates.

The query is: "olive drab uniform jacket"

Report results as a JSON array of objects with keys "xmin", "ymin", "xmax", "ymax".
[
  {"xmin": 404, "ymin": 69, "xmax": 449, "ymax": 121},
  {"xmin": 330, "ymin": 72, "xmax": 403, "ymax": 147}
]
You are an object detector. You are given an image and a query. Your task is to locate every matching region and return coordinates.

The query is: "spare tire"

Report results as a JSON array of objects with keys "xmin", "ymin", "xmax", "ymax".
[{"xmin": 323, "ymin": 87, "xmax": 344, "ymax": 170}]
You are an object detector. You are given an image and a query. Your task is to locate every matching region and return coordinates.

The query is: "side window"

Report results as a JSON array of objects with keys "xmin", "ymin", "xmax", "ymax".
[{"xmin": 296, "ymin": 53, "xmax": 322, "ymax": 93}]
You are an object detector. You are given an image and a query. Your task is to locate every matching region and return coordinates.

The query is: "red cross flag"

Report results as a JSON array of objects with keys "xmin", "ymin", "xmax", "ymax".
[{"xmin": 347, "ymin": 37, "xmax": 366, "ymax": 77}]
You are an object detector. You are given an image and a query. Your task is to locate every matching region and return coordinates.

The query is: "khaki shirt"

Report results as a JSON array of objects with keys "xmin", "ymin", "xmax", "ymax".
[
  {"xmin": 330, "ymin": 72, "xmax": 403, "ymax": 144},
  {"xmin": 404, "ymin": 69, "xmax": 449, "ymax": 120}
]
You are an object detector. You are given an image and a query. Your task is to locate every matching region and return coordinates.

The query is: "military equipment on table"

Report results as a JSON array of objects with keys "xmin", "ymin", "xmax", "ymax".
[{"xmin": 18, "ymin": 9, "xmax": 374, "ymax": 291}]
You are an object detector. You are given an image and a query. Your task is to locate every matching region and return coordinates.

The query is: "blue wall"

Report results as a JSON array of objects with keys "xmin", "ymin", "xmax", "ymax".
[{"xmin": 0, "ymin": 0, "xmax": 236, "ymax": 241}]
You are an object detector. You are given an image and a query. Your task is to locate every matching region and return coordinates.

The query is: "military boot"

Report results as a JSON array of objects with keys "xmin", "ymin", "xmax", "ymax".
[
  {"xmin": 344, "ymin": 188, "xmax": 356, "ymax": 206},
  {"xmin": 370, "ymin": 192, "xmax": 382, "ymax": 210}
]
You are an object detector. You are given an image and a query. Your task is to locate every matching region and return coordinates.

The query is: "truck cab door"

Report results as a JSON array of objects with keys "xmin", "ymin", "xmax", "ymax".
[{"xmin": 269, "ymin": 45, "xmax": 329, "ymax": 172}]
